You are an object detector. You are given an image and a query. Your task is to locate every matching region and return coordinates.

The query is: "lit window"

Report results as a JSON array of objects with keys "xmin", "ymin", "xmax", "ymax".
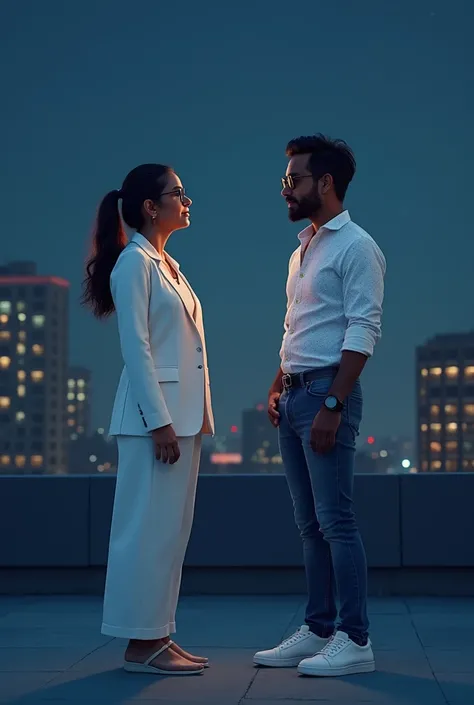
[
  {"xmin": 430, "ymin": 367, "xmax": 442, "ymax": 377},
  {"xmin": 421, "ymin": 424, "xmax": 428, "ymax": 432},
  {"xmin": 0, "ymin": 301, "xmax": 11, "ymax": 314},
  {"xmin": 31, "ymin": 455, "xmax": 43, "ymax": 467},
  {"xmin": 0, "ymin": 455, "xmax": 10, "ymax": 466},
  {"xmin": 77, "ymin": 425, "xmax": 84, "ymax": 434},
  {"xmin": 430, "ymin": 423, "xmax": 442, "ymax": 432},
  {"xmin": 446, "ymin": 366, "xmax": 459, "ymax": 379},
  {"xmin": 464, "ymin": 405, "xmax": 474, "ymax": 416},
  {"xmin": 16, "ymin": 301, "xmax": 26, "ymax": 312},
  {"xmin": 0, "ymin": 356, "xmax": 11, "ymax": 369},
  {"xmin": 67, "ymin": 419, "xmax": 75, "ymax": 427},
  {"xmin": 0, "ymin": 396, "xmax": 10, "ymax": 408},
  {"xmin": 446, "ymin": 460, "xmax": 457, "ymax": 472},
  {"xmin": 430, "ymin": 442, "xmax": 442, "ymax": 452},
  {"xmin": 89, "ymin": 454, "xmax": 97, "ymax": 463},
  {"xmin": 0, "ymin": 314, "xmax": 9, "ymax": 323},
  {"xmin": 32, "ymin": 315, "xmax": 45, "ymax": 328},
  {"xmin": 447, "ymin": 422, "xmax": 458, "ymax": 433},
  {"xmin": 421, "ymin": 368, "xmax": 428, "ymax": 377},
  {"xmin": 446, "ymin": 441, "xmax": 458, "ymax": 451},
  {"xmin": 17, "ymin": 385, "xmax": 26, "ymax": 397},
  {"xmin": 14, "ymin": 455, "xmax": 26, "ymax": 467},
  {"xmin": 16, "ymin": 411, "xmax": 25, "ymax": 422},
  {"xmin": 430, "ymin": 405, "xmax": 440, "ymax": 416},
  {"xmin": 465, "ymin": 366, "xmax": 474, "ymax": 378},
  {"xmin": 67, "ymin": 392, "xmax": 75, "ymax": 401},
  {"xmin": 32, "ymin": 344, "xmax": 44, "ymax": 356},
  {"xmin": 77, "ymin": 392, "xmax": 86, "ymax": 402},
  {"xmin": 77, "ymin": 379, "xmax": 85, "ymax": 388},
  {"xmin": 31, "ymin": 370, "xmax": 44, "ymax": 382},
  {"xmin": 0, "ymin": 331, "xmax": 10, "ymax": 341},
  {"xmin": 18, "ymin": 330, "xmax": 26, "ymax": 341},
  {"xmin": 445, "ymin": 404, "xmax": 457, "ymax": 415},
  {"xmin": 17, "ymin": 370, "xmax": 26, "ymax": 381},
  {"xmin": 70, "ymin": 433, "xmax": 78, "ymax": 441},
  {"xmin": 17, "ymin": 313, "xmax": 26, "ymax": 322},
  {"xmin": 67, "ymin": 405, "xmax": 76, "ymax": 413},
  {"xmin": 68, "ymin": 379, "xmax": 75, "ymax": 388},
  {"xmin": 16, "ymin": 343, "xmax": 26, "ymax": 355},
  {"xmin": 431, "ymin": 460, "xmax": 442, "ymax": 470}
]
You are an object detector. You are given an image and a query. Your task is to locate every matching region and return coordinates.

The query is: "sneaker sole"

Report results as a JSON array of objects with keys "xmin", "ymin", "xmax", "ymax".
[
  {"xmin": 297, "ymin": 660, "xmax": 375, "ymax": 677},
  {"xmin": 253, "ymin": 655, "xmax": 307, "ymax": 668}
]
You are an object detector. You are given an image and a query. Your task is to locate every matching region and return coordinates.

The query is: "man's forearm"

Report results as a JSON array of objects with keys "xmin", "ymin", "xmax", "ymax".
[
  {"xmin": 329, "ymin": 350, "xmax": 368, "ymax": 401},
  {"xmin": 270, "ymin": 367, "xmax": 284, "ymax": 394}
]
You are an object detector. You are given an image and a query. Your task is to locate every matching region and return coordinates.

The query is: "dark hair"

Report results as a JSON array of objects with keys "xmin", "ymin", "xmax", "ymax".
[
  {"xmin": 286, "ymin": 134, "xmax": 356, "ymax": 201},
  {"xmin": 82, "ymin": 163, "xmax": 172, "ymax": 318}
]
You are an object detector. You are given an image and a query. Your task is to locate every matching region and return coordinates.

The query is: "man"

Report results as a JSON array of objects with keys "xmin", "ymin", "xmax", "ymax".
[{"xmin": 253, "ymin": 135, "xmax": 385, "ymax": 677}]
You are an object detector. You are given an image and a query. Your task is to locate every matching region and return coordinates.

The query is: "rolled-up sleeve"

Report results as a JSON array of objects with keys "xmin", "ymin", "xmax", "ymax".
[
  {"xmin": 341, "ymin": 237, "xmax": 386, "ymax": 357},
  {"xmin": 111, "ymin": 250, "xmax": 172, "ymax": 431}
]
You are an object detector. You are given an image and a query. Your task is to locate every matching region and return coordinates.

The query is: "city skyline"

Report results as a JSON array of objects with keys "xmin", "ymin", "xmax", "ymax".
[{"xmin": 0, "ymin": 0, "xmax": 471, "ymax": 440}]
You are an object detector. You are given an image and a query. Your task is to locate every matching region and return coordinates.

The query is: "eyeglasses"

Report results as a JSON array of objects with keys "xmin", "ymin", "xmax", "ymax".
[
  {"xmin": 281, "ymin": 174, "xmax": 313, "ymax": 190},
  {"xmin": 160, "ymin": 187, "xmax": 187, "ymax": 205}
]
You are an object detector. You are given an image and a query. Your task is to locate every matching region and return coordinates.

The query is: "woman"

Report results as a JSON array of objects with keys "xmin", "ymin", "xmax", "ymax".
[{"xmin": 83, "ymin": 164, "xmax": 214, "ymax": 676}]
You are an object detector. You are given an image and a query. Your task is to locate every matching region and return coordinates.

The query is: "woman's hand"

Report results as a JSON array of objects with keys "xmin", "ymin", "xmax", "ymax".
[{"xmin": 151, "ymin": 424, "xmax": 181, "ymax": 465}]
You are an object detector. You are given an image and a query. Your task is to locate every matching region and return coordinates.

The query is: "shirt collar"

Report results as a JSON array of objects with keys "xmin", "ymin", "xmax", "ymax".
[
  {"xmin": 131, "ymin": 232, "xmax": 180, "ymax": 270},
  {"xmin": 297, "ymin": 210, "xmax": 351, "ymax": 246}
]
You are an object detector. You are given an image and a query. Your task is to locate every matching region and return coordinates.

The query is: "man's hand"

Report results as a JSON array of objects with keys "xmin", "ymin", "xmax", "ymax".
[
  {"xmin": 310, "ymin": 408, "xmax": 341, "ymax": 454},
  {"xmin": 151, "ymin": 424, "xmax": 180, "ymax": 465},
  {"xmin": 268, "ymin": 392, "xmax": 281, "ymax": 427}
]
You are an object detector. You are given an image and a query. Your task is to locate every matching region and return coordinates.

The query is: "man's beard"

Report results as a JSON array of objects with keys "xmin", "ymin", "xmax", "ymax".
[{"xmin": 287, "ymin": 192, "xmax": 322, "ymax": 222}]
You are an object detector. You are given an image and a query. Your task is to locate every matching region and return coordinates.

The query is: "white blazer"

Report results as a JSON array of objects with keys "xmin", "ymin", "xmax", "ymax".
[{"xmin": 108, "ymin": 233, "xmax": 214, "ymax": 438}]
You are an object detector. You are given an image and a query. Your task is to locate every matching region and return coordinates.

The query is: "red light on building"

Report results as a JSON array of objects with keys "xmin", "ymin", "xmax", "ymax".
[
  {"xmin": 256, "ymin": 403, "xmax": 265, "ymax": 411},
  {"xmin": 231, "ymin": 425, "xmax": 238, "ymax": 433},
  {"xmin": 367, "ymin": 436, "xmax": 375, "ymax": 445}
]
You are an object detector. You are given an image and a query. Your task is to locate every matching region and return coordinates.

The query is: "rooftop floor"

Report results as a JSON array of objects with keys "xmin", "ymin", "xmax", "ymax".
[{"xmin": 0, "ymin": 595, "xmax": 473, "ymax": 705}]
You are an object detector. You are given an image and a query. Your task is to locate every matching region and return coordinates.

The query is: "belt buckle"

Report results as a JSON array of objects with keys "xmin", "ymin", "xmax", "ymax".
[{"xmin": 282, "ymin": 373, "xmax": 292, "ymax": 390}]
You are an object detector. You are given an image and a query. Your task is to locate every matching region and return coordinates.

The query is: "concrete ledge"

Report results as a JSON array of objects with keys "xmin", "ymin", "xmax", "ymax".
[
  {"xmin": 401, "ymin": 473, "xmax": 474, "ymax": 566},
  {"xmin": 3, "ymin": 473, "xmax": 474, "ymax": 576},
  {"xmin": 0, "ymin": 476, "xmax": 90, "ymax": 566},
  {"xmin": 2, "ymin": 567, "xmax": 474, "ymax": 596}
]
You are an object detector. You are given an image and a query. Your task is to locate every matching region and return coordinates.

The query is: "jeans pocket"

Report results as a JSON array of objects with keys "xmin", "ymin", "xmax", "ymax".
[
  {"xmin": 305, "ymin": 378, "xmax": 333, "ymax": 398},
  {"xmin": 346, "ymin": 386, "xmax": 363, "ymax": 435}
]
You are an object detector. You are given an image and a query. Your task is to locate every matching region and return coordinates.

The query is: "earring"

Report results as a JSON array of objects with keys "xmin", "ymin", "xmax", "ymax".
[{"xmin": 151, "ymin": 214, "xmax": 156, "ymax": 224}]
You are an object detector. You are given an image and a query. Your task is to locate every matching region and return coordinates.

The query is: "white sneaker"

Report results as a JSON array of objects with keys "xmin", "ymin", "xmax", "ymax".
[
  {"xmin": 297, "ymin": 630, "xmax": 375, "ymax": 677},
  {"xmin": 253, "ymin": 625, "xmax": 330, "ymax": 668}
]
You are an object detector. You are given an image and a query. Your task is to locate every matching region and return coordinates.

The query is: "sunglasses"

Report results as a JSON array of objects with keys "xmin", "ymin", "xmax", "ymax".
[
  {"xmin": 281, "ymin": 174, "xmax": 313, "ymax": 190},
  {"xmin": 161, "ymin": 187, "xmax": 187, "ymax": 205}
]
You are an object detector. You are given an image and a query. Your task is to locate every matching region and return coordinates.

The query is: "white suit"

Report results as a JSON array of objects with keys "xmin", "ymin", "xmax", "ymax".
[{"xmin": 102, "ymin": 233, "xmax": 214, "ymax": 639}]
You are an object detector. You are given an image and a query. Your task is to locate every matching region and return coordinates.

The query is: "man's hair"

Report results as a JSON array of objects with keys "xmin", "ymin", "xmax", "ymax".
[{"xmin": 286, "ymin": 134, "xmax": 356, "ymax": 201}]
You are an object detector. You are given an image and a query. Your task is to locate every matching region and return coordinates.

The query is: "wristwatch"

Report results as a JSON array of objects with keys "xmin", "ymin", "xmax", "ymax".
[{"xmin": 324, "ymin": 395, "xmax": 343, "ymax": 413}]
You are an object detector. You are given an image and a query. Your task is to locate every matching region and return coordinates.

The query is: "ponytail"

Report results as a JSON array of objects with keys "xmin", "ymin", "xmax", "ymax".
[{"xmin": 82, "ymin": 190, "xmax": 127, "ymax": 318}]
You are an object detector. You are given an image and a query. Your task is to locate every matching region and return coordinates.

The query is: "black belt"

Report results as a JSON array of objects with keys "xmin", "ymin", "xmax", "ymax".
[{"xmin": 281, "ymin": 367, "xmax": 339, "ymax": 390}]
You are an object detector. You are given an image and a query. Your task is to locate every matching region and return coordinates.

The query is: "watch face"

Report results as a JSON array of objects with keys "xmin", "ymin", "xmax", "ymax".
[{"xmin": 325, "ymin": 396, "xmax": 338, "ymax": 410}]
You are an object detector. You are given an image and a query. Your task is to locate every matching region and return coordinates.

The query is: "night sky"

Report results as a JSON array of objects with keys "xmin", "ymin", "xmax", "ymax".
[{"xmin": 0, "ymin": 0, "xmax": 471, "ymax": 441}]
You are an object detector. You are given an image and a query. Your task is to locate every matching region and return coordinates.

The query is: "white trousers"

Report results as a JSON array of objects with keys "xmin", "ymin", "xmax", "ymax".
[{"xmin": 101, "ymin": 434, "xmax": 201, "ymax": 639}]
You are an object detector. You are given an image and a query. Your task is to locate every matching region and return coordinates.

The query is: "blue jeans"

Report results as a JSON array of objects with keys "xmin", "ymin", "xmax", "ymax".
[{"xmin": 278, "ymin": 368, "xmax": 369, "ymax": 644}]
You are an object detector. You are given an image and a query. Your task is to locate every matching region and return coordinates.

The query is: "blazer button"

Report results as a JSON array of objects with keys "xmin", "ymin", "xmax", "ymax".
[
  {"xmin": 198, "ymin": 365, "xmax": 203, "ymax": 369},
  {"xmin": 197, "ymin": 347, "xmax": 202, "ymax": 352}
]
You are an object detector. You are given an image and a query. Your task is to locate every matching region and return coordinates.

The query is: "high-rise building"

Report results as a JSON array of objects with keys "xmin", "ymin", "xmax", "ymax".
[
  {"xmin": 67, "ymin": 366, "xmax": 91, "ymax": 440},
  {"xmin": 0, "ymin": 262, "xmax": 69, "ymax": 474},
  {"xmin": 417, "ymin": 332, "xmax": 474, "ymax": 472},
  {"xmin": 242, "ymin": 404, "xmax": 283, "ymax": 471}
]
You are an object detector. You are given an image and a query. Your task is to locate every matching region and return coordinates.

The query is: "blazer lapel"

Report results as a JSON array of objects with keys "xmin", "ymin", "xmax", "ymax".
[{"xmin": 158, "ymin": 260, "xmax": 204, "ymax": 343}]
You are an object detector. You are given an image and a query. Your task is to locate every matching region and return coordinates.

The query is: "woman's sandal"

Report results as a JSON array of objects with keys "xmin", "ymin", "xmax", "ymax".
[
  {"xmin": 124, "ymin": 640, "xmax": 204, "ymax": 676},
  {"xmin": 169, "ymin": 640, "xmax": 210, "ymax": 668}
]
